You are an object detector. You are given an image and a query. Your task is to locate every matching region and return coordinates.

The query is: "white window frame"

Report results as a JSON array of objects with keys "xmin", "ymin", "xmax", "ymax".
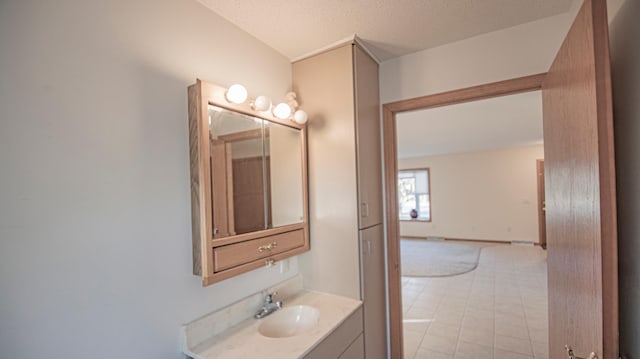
[{"xmin": 398, "ymin": 168, "xmax": 431, "ymax": 222}]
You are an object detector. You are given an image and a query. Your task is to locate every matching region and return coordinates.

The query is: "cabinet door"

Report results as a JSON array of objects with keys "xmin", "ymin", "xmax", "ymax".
[
  {"xmin": 360, "ymin": 224, "xmax": 387, "ymax": 359},
  {"xmin": 353, "ymin": 45, "xmax": 383, "ymax": 229},
  {"xmin": 304, "ymin": 308, "xmax": 363, "ymax": 359},
  {"xmin": 340, "ymin": 333, "xmax": 364, "ymax": 359}
]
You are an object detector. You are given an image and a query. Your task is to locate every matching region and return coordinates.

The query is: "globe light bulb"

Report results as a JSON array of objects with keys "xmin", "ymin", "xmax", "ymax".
[
  {"xmin": 252, "ymin": 95, "xmax": 272, "ymax": 111},
  {"xmin": 293, "ymin": 110, "xmax": 308, "ymax": 124},
  {"xmin": 225, "ymin": 84, "xmax": 248, "ymax": 104},
  {"xmin": 273, "ymin": 102, "xmax": 292, "ymax": 120}
]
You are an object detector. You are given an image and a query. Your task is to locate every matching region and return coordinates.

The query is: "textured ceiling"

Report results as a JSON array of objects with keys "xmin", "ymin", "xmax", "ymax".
[
  {"xmin": 198, "ymin": 0, "xmax": 574, "ymax": 61},
  {"xmin": 396, "ymin": 91, "xmax": 543, "ymax": 159}
]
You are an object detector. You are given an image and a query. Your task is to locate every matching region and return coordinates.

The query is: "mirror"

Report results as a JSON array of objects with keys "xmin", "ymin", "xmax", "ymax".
[
  {"xmin": 188, "ymin": 79, "xmax": 309, "ymax": 286},
  {"xmin": 208, "ymin": 105, "xmax": 304, "ymax": 237}
]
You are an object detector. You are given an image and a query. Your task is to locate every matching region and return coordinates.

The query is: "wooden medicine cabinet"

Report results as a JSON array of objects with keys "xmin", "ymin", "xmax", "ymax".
[{"xmin": 188, "ymin": 79, "xmax": 309, "ymax": 286}]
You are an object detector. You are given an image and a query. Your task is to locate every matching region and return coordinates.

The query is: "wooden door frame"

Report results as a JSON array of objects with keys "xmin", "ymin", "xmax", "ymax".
[{"xmin": 382, "ymin": 73, "xmax": 547, "ymax": 358}]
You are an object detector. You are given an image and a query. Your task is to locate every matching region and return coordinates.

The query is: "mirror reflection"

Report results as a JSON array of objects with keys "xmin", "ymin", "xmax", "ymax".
[
  {"xmin": 266, "ymin": 121, "xmax": 304, "ymax": 228},
  {"xmin": 208, "ymin": 105, "xmax": 304, "ymax": 238}
]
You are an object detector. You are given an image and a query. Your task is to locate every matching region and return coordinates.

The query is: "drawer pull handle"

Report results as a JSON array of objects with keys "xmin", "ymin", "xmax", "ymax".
[{"xmin": 258, "ymin": 242, "xmax": 278, "ymax": 253}]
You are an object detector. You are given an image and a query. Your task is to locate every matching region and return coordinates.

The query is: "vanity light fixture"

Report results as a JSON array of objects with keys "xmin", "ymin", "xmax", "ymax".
[
  {"xmin": 224, "ymin": 84, "xmax": 308, "ymax": 124},
  {"xmin": 225, "ymin": 84, "xmax": 248, "ymax": 104}
]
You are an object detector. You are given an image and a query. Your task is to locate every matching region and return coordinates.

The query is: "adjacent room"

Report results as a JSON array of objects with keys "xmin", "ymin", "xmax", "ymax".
[{"xmin": 396, "ymin": 92, "xmax": 549, "ymax": 358}]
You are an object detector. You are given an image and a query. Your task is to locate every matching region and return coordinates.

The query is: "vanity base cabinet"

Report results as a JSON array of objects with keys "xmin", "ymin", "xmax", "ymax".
[{"xmin": 304, "ymin": 307, "xmax": 364, "ymax": 359}]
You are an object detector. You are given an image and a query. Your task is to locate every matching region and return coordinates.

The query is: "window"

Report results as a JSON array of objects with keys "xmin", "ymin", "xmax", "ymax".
[{"xmin": 398, "ymin": 168, "xmax": 431, "ymax": 221}]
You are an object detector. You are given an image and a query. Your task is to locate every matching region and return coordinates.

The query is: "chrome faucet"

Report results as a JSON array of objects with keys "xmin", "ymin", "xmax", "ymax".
[{"xmin": 254, "ymin": 291, "xmax": 283, "ymax": 319}]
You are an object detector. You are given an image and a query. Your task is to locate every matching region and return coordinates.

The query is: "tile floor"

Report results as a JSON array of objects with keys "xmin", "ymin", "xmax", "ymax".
[{"xmin": 402, "ymin": 243, "xmax": 548, "ymax": 359}]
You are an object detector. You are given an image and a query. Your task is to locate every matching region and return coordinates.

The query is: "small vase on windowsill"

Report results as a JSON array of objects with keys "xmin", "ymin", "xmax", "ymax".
[{"xmin": 409, "ymin": 209, "xmax": 418, "ymax": 219}]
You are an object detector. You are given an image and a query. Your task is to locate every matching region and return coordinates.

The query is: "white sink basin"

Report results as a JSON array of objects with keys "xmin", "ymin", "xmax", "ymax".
[{"xmin": 258, "ymin": 305, "xmax": 320, "ymax": 338}]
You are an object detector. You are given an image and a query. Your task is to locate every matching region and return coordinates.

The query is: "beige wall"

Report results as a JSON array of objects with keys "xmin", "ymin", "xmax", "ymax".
[
  {"xmin": 399, "ymin": 145, "xmax": 544, "ymax": 243},
  {"xmin": 294, "ymin": 46, "xmax": 362, "ymax": 300},
  {"xmin": 380, "ymin": 11, "xmax": 575, "ymax": 103},
  {"xmin": 0, "ymin": 1, "xmax": 294, "ymax": 358},
  {"xmin": 379, "ymin": 0, "xmax": 624, "ymax": 105}
]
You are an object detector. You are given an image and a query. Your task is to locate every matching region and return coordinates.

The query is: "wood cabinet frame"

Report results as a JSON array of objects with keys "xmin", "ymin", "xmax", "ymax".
[{"xmin": 188, "ymin": 79, "xmax": 310, "ymax": 286}]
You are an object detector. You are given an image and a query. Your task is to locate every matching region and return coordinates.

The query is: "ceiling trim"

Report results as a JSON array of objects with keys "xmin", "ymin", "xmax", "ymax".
[
  {"xmin": 291, "ymin": 34, "xmax": 380, "ymax": 64},
  {"xmin": 353, "ymin": 35, "xmax": 381, "ymax": 64},
  {"xmin": 291, "ymin": 34, "xmax": 356, "ymax": 63}
]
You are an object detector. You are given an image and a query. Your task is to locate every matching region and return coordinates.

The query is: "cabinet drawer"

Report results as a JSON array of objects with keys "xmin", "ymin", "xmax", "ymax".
[{"xmin": 213, "ymin": 230, "xmax": 304, "ymax": 272}]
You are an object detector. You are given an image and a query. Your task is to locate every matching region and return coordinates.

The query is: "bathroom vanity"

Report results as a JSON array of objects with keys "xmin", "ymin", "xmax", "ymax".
[{"xmin": 181, "ymin": 277, "xmax": 364, "ymax": 359}]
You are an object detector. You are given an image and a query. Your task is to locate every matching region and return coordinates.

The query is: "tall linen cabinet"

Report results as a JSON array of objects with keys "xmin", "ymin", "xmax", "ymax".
[{"xmin": 293, "ymin": 42, "xmax": 387, "ymax": 359}]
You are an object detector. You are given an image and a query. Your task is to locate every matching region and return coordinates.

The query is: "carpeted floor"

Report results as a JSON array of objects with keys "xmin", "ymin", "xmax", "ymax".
[{"xmin": 401, "ymin": 239, "xmax": 492, "ymax": 277}]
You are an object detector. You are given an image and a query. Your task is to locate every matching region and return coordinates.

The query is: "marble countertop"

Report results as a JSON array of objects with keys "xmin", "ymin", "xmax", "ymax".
[{"xmin": 184, "ymin": 290, "xmax": 362, "ymax": 359}]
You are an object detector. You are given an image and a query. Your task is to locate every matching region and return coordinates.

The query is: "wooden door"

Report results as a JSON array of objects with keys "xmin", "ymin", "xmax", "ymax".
[
  {"xmin": 232, "ymin": 157, "xmax": 269, "ymax": 234},
  {"xmin": 536, "ymin": 159, "xmax": 547, "ymax": 248},
  {"xmin": 542, "ymin": 0, "xmax": 618, "ymax": 358}
]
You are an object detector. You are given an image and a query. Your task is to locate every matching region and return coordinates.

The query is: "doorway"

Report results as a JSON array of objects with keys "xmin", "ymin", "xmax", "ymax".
[
  {"xmin": 383, "ymin": 73, "xmax": 547, "ymax": 358},
  {"xmin": 391, "ymin": 78, "xmax": 548, "ymax": 358}
]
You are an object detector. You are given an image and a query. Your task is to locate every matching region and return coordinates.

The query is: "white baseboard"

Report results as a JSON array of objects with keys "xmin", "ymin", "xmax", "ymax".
[
  {"xmin": 427, "ymin": 236, "xmax": 445, "ymax": 241},
  {"xmin": 511, "ymin": 240, "xmax": 535, "ymax": 246}
]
